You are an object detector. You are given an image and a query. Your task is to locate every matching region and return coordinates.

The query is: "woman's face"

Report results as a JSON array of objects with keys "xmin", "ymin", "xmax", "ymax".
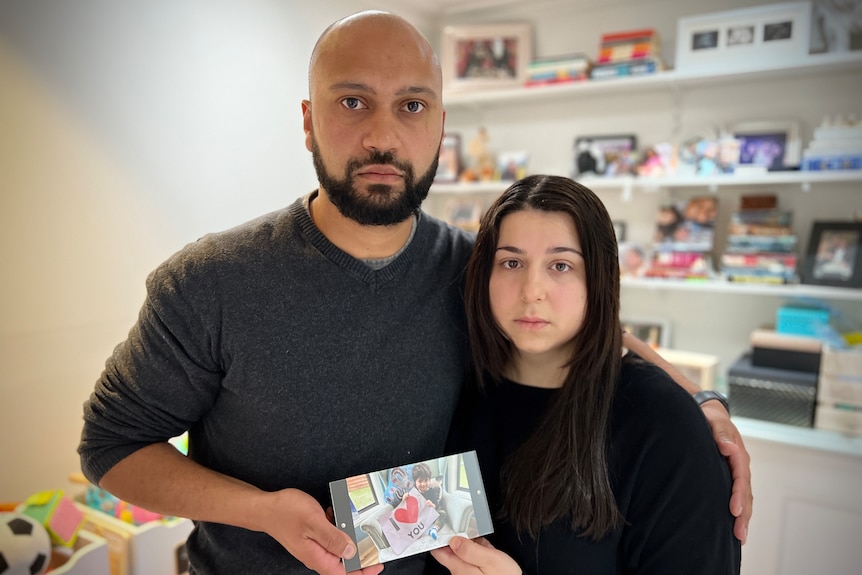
[{"xmin": 489, "ymin": 209, "xmax": 588, "ymax": 369}]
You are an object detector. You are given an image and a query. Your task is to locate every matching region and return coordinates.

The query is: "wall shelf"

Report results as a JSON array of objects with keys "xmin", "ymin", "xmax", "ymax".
[
  {"xmin": 431, "ymin": 170, "xmax": 862, "ymax": 196},
  {"xmin": 621, "ymin": 277, "xmax": 862, "ymax": 301},
  {"xmin": 443, "ymin": 51, "xmax": 862, "ymax": 109}
]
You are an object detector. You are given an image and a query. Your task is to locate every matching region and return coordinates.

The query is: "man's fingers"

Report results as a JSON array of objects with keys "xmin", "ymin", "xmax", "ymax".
[{"xmin": 308, "ymin": 516, "xmax": 356, "ymax": 559}]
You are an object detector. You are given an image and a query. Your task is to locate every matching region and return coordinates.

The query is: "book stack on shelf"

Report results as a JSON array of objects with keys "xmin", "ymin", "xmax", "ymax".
[
  {"xmin": 721, "ymin": 198, "xmax": 798, "ymax": 284},
  {"xmin": 590, "ymin": 28, "xmax": 664, "ymax": 80},
  {"xmin": 646, "ymin": 195, "xmax": 717, "ymax": 280},
  {"xmin": 525, "ymin": 54, "xmax": 592, "ymax": 87},
  {"xmin": 800, "ymin": 116, "xmax": 862, "ymax": 172}
]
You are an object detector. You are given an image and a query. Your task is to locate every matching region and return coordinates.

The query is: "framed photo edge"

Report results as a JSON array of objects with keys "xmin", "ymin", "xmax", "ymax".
[
  {"xmin": 436, "ymin": 133, "xmax": 462, "ymax": 183},
  {"xmin": 730, "ymin": 120, "xmax": 802, "ymax": 168},
  {"xmin": 800, "ymin": 221, "xmax": 862, "ymax": 288},
  {"xmin": 621, "ymin": 316, "xmax": 672, "ymax": 349},
  {"xmin": 442, "ymin": 22, "xmax": 533, "ymax": 92}
]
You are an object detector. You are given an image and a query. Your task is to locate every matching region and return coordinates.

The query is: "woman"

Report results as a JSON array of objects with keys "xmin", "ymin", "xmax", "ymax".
[{"xmin": 431, "ymin": 175, "xmax": 740, "ymax": 574}]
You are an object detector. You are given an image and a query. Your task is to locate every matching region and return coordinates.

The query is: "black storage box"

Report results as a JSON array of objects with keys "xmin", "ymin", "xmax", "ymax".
[{"xmin": 727, "ymin": 353, "xmax": 819, "ymax": 428}]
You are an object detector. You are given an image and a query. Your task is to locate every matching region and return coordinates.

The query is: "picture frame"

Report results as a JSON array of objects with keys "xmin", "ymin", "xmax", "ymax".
[
  {"xmin": 496, "ymin": 150, "xmax": 529, "ymax": 181},
  {"xmin": 675, "ymin": 1, "xmax": 812, "ymax": 74},
  {"xmin": 435, "ymin": 133, "xmax": 462, "ymax": 183},
  {"xmin": 441, "ymin": 23, "xmax": 532, "ymax": 92},
  {"xmin": 621, "ymin": 316, "xmax": 671, "ymax": 349},
  {"xmin": 731, "ymin": 120, "xmax": 802, "ymax": 170},
  {"xmin": 810, "ymin": 0, "xmax": 862, "ymax": 53},
  {"xmin": 573, "ymin": 134, "xmax": 638, "ymax": 177},
  {"xmin": 800, "ymin": 221, "xmax": 862, "ymax": 288},
  {"xmin": 613, "ymin": 220, "xmax": 627, "ymax": 243},
  {"xmin": 443, "ymin": 198, "xmax": 484, "ymax": 232}
]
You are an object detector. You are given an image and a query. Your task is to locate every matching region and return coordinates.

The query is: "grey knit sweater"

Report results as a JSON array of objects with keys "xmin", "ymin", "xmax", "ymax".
[{"xmin": 79, "ymin": 193, "xmax": 476, "ymax": 574}]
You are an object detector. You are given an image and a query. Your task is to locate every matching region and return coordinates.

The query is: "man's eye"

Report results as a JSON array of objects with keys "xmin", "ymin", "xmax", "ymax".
[
  {"xmin": 403, "ymin": 101, "xmax": 426, "ymax": 113},
  {"xmin": 341, "ymin": 98, "xmax": 366, "ymax": 110}
]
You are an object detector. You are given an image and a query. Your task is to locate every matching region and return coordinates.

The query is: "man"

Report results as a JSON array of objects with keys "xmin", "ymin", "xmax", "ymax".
[{"xmin": 79, "ymin": 11, "xmax": 751, "ymax": 575}]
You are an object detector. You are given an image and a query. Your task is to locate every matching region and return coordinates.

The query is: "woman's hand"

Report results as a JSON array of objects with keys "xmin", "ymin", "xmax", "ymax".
[{"xmin": 430, "ymin": 536, "xmax": 521, "ymax": 575}]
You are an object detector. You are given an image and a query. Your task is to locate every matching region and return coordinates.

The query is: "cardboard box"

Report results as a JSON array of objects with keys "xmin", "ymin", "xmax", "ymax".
[
  {"xmin": 818, "ymin": 346, "xmax": 862, "ymax": 408},
  {"xmin": 815, "ymin": 404, "xmax": 862, "ymax": 436},
  {"xmin": 750, "ymin": 328, "xmax": 822, "ymax": 374}
]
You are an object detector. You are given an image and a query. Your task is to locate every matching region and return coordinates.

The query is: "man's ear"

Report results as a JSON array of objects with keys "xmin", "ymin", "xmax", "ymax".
[{"xmin": 302, "ymin": 100, "xmax": 313, "ymax": 152}]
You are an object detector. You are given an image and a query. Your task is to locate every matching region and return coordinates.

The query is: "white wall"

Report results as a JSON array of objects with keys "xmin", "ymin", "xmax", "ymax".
[{"xmin": 0, "ymin": 0, "xmax": 433, "ymax": 501}]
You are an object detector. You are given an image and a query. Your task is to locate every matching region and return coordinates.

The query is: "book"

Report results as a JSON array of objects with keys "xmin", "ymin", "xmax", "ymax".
[
  {"xmin": 590, "ymin": 57, "xmax": 663, "ymax": 80},
  {"xmin": 329, "ymin": 451, "xmax": 493, "ymax": 572},
  {"xmin": 526, "ymin": 54, "xmax": 591, "ymax": 85}
]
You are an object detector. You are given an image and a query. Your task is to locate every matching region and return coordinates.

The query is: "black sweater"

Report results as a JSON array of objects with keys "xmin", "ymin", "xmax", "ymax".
[{"xmin": 438, "ymin": 354, "xmax": 741, "ymax": 575}]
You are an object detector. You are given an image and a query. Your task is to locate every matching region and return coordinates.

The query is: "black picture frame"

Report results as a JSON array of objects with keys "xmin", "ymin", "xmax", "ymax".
[{"xmin": 800, "ymin": 221, "xmax": 862, "ymax": 288}]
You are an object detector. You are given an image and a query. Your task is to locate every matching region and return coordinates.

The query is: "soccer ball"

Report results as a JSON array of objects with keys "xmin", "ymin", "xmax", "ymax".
[{"xmin": 0, "ymin": 513, "xmax": 51, "ymax": 575}]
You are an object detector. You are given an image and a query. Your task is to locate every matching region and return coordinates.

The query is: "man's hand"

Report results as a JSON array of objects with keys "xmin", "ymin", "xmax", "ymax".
[
  {"xmin": 701, "ymin": 401, "xmax": 753, "ymax": 544},
  {"xmin": 430, "ymin": 536, "xmax": 521, "ymax": 575},
  {"xmin": 264, "ymin": 488, "xmax": 383, "ymax": 575}
]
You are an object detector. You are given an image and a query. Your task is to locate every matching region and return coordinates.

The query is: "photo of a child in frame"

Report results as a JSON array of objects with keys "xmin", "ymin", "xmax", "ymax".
[{"xmin": 814, "ymin": 230, "xmax": 859, "ymax": 281}]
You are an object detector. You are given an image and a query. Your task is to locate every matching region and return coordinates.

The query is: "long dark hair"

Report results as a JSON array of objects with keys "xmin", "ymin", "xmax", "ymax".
[{"xmin": 464, "ymin": 174, "xmax": 623, "ymax": 539}]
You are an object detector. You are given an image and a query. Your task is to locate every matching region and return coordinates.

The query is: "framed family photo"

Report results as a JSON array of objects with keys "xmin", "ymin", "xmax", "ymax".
[
  {"xmin": 441, "ymin": 22, "xmax": 532, "ymax": 91},
  {"xmin": 800, "ymin": 221, "xmax": 862, "ymax": 288},
  {"xmin": 731, "ymin": 120, "xmax": 802, "ymax": 170}
]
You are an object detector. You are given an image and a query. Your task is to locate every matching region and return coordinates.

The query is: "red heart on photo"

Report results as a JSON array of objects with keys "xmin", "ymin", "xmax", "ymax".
[{"xmin": 394, "ymin": 495, "xmax": 419, "ymax": 523}]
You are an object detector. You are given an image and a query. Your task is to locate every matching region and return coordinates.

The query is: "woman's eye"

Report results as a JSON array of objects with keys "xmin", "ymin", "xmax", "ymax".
[
  {"xmin": 502, "ymin": 260, "xmax": 521, "ymax": 269},
  {"xmin": 341, "ymin": 98, "xmax": 366, "ymax": 110},
  {"xmin": 553, "ymin": 262, "xmax": 572, "ymax": 272},
  {"xmin": 403, "ymin": 101, "xmax": 426, "ymax": 113}
]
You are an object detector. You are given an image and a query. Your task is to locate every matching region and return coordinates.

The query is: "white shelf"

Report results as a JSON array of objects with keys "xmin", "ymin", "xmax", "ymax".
[
  {"xmin": 431, "ymin": 170, "xmax": 862, "ymax": 195},
  {"xmin": 735, "ymin": 417, "xmax": 862, "ymax": 459},
  {"xmin": 443, "ymin": 51, "xmax": 862, "ymax": 108},
  {"xmin": 621, "ymin": 277, "xmax": 862, "ymax": 301}
]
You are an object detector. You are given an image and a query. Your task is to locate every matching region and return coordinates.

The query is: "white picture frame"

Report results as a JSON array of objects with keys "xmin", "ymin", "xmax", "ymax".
[
  {"xmin": 441, "ymin": 23, "xmax": 532, "ymax": 92},
  {"xmin": 675, "ymin": 1, "xmax": 812, "ymax": 74},
  {"xmin": 621, "ymin": 316, "xmax": 671, "ymax": 349},
  {"xmin": 731, "ymin": 120, "xmax": 802, "ymax": 169}
]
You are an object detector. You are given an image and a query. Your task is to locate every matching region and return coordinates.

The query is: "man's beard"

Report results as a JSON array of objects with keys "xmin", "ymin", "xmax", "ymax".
[{"xmin": 311, "ymin": 138, "xmax": 439, "ymax": 226}]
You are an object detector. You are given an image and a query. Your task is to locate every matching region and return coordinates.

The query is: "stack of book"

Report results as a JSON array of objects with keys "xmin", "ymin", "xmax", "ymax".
[
  {"xmin": 526, "ymin": 54, "xmax": 591, "ymax": 86},
  {"xmin": 800, "ymin": 120, "xmax": 862, "ymax": 171},
  {"xmin": 646, "ymin": 196, "xmax": 717, "ymax": 280},
  {"xmin": 590, "ymin": 28, "xmax": 664, "ymax": 80},
  {"xmin": 721, "ymin": 208, "xmax": 798, "ymax": 284}
]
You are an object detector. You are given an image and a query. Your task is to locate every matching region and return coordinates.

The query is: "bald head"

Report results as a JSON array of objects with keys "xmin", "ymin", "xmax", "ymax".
[{"xmin": 308, "ymin": 10, "xmax": 441, "ymax": 100}]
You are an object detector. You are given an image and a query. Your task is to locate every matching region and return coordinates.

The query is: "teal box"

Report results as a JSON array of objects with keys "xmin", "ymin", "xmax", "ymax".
[{"xmin": 776, "ymin": 306, "xmax": 830, "ymax": 337}]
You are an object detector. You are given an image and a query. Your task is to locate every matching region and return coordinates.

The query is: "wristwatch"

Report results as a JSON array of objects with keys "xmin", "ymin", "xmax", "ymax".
[{"xmin": 693, "ymin": 390, "xmax": 730, "ymax": 415}]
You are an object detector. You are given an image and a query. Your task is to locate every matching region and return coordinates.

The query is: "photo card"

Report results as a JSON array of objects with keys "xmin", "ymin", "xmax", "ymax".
[{"xmin": 329, "ymin": 450, "xmax": 494, "ymax": 572}]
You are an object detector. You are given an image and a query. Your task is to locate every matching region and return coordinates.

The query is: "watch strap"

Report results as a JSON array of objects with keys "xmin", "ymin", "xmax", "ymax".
[{"xmin": 693, "ymin": 390, "xmax": 730, "ymax": 415}]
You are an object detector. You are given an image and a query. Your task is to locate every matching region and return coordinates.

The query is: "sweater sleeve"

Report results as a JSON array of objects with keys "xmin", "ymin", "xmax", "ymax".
[{"xmin": 78, "ymin": 252, "xmax": 224, "ymax": 485}]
